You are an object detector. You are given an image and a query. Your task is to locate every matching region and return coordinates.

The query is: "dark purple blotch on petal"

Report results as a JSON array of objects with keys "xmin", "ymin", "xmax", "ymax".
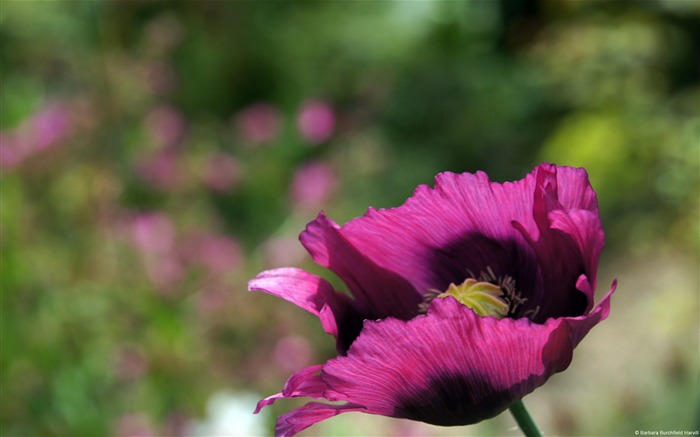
[
  {"xmin": 326, "ymin": 303, "xmax": 364, "ymax": 355},
  {"xmin": 426, "ymin": 233, "xmax": 542, "ymax": 318},
  {"xmin": 394, "ymin": 371, "xmax": 536, "ymax": 426},
  {"xmin": 393, "ymin": 324, "xmax": 573, "ymax": 425}
]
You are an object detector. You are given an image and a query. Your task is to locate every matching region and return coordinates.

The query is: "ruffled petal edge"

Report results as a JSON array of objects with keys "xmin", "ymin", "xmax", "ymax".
[
  {"xmin": 248, "ymin": 267, "xmax": 361, "ymax": 353},
  {"xmin": 275, "ymin": 402, "xmax": 368, "ymax": 437},
  {"xmin": 257, "ymin": 283, "xmax": 615, "ymax": 435}
]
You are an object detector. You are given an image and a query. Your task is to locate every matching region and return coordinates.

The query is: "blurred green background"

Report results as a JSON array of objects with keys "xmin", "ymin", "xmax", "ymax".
[{"xmin": 1, "ymin": 1, "xmax": 698, "ymax": 436}]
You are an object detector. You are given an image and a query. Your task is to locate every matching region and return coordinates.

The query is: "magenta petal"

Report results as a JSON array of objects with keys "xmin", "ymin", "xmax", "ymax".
[
  {"xmin": 255, "ymin": 365, "xmax": 327, "ymax": 413},
  {"xmin": 275, "ymin": 402, "xmax": 367, "ymax": 437},
  {"xmin": 256, "ymin": 365, "xmax": 366, "ymax": 436},
  {"xmin": 548, "ymin": 165, "xmax": 599, "ymax": 213},
  {"xmin": 320, "ymin": 296, "xmax": 610, "ymax": 426},
  {"xmin": 300, "ymin": 213, "xmax": 421, "ymax": 320},
  {"xmin": 332, "ymin": 170, "xmax": 538, "ymax": 295},
  {"xmin": 248, "ymin": 268, "xmax": 361, "ymax": 353},
  {"xmin": 564, "ymin": 280, "xmax": 616, "ymax": 347},
  {"xmin": 549, "ymin": 209, "xmax": 605, "ymax": 305},
  {"xmin": 248, "ymin": 268, "xmax": 345, "ymax": 316},
  {"xmin": 317, "ymin": 164, "xmax": 600, "ymax": 313},
  {"xmin": 512, "ymin": 165, "xmax": 604, "ymax": 320}
]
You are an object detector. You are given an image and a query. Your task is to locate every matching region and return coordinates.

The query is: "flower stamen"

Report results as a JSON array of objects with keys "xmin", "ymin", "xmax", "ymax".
[{"xmin": 419, "ymin": 267, "xmax": 540, "ymax": 320}]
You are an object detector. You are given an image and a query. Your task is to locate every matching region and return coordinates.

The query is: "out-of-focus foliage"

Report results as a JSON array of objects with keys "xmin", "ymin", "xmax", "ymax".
[{"xmin": 1, "ymin": 1, "xmax": 698, "ymax": 436}]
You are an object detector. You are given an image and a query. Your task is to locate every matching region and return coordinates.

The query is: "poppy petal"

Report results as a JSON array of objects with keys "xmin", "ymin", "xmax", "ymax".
[
  {"xmin": 248, "ymin": 268, "xmax": 361, "ymax": 353},
  {"xmin": 319, "ymin": 295, "xmax": 609, "ymax": 426},
  {"xmin": 549, "ymin": 209, "xmax": 605, "ymax": 310},
  {"xmin": 275, "ymin": 402, "xmax": 367, "ymax": 437},
  {"xmin": 300, "ymin": 213, "xmax": 421, "ymax": 320},
  {"xmin": 321, "ymin": 164, "xmax": 599, "ymax": 309},
  {"xmin": 514, "ymin": 165, "xmax": 603, "ymax": 320},
  {"xmin": 334, "ymin": 170, "xmax": 537, "ymax": 295},
  {"xmin": 254, "ymin": 365, "xmax": 327, "ymax": 413},
  {"xmin": 564, "ymin": 279, "xmax": 616, "ymax": 347}
]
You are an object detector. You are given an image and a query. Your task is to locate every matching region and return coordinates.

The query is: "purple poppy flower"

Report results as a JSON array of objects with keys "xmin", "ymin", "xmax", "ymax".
[
  {"xmin": 249, "ymin": 163, "xmax": 616, "ymax": 436},
  {"xmin": 296, "ymin": 99, "xmax": 336, "ymax": 144}
]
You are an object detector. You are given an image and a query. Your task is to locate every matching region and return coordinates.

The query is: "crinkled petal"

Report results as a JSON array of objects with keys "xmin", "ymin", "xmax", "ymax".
[
  {"xmin": 254, "ymin": 365, "xmax": 367, "ymax": 437},
  {"xmin": 248, "ymin": 268, "xmax": 361, "ymax": 353},
  {"xmin": 320, "ymin": 298, "xmax": 569, "ymax": 425},
  {"xmin": 334, "ymin": 171, "xmax": 537, "ymax": 295},
  {"xmin": 514, "ymin": 165, "xmax": 605, "ymax": 320},
  {"xmin": 318, "ymin": 164, "xmax": 600, "ymax": 320},
  {"xmin": 275, "ymin": 402, "xmax": 367, "ymax": 437},
  {"xmin": 300, "ymin": 213, "xmax": 421, "ymax": 320},
  {"xmin": 564, "ymin": 280, "xmax": 616, "ymax": 347},
  {"xmin": 254, "ymin": 365, "xmax": 327, "ymax": 413},
  {"xmin": 257, "ymin": 284, "xmax": 615, "ymax": 435},
  {"xmin": 549, "ymin": 209, "xmax": 605, "ymax": 312},
  {"xmin": 317, "ymin": 294, "xmax": 612, "ymax": 427}
]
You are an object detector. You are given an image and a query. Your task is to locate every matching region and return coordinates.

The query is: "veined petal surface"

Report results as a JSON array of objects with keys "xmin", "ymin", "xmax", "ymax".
[{"xmin": 251, "ymin": 163, "xmax": 616, "ymax": 436}]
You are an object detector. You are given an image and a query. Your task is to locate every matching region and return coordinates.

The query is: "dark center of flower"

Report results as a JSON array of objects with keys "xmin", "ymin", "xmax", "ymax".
[{"xmin": 419, "ymin": 267, "xmax": 539, "ymax": 320}]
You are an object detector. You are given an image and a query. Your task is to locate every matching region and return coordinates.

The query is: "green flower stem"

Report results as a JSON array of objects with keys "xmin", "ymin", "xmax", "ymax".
[{"xmin": 508, "ymin": 399, "xmax": 543, "ymax": 437}]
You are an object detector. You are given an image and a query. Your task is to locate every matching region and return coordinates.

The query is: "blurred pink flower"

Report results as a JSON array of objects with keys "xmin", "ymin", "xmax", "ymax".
[
  {"xmin": 145, "ymin": 105, "xmax": 187, "ymax": 148},
  {"xmin": 136, "ymin": 149, "xmax": 182, "ymax": 190},
  {"xmin": 128, "ymin": 212, "xmax": 184, "ymax": 290},
  {"xmin": 164, "ymin": 413, "xmax": 189, "ymax": 437},
  {"xmin": 290, "ymin": 161, "xmax": 337, "ymax": 208},
  {"xmin": 196, "ymin": 285, "xmax": 230, "ymax": 316},
  {"xmin": 115, "ymin": 345, "xmax": 149, "ymax": 381},
  {"xmin": 31, "ymin": 103, "xmax": 72, "ymax": 151},
  {"xmin": 145, "ymin": 61, "xmax": 178, "ymax": 95},
  {"xmin": 0, "ymin": 133, "xmax": 23, "ymax": 169},
  {"xmin": 130, "ymin": 213, "xmax": 176, "ymax": 255},
  {"xmin": 186, "ymin": 232, "xmax": 243, "ymax": 277},
  {"xmin": 201, "ymin": 152, "xmax": 242, "ymax": 192},
  {"xmin": 274, "ymin": 336, "xmax": 313, "ymax": 373},
  {"xmin": 114, "ymin": 412, "xmax": 157, "ymax": 437},
  {"xmin": 297, "ymin": 99, "xmax": 335, "ymax": 144},
  {"xmin": 263, "ymin": 236, "xmax": 307, "ymax": 268},
  {"xmin": 234, "ymin": 102, "xmax": 281, "ymax": 144},
  {"xmin": 0, "ymin": 101, "xmax": 73, "ymax": 169},
  {"xmin": 146, "ymin": 257, "xmax": 185, "ymax": 290}
]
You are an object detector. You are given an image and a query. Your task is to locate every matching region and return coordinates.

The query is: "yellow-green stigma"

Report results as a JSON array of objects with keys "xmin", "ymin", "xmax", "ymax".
[
  {"xmin": 436, "ymin": 278, "xmax": 509, "ymax": 319},
  {"xmin": 418, "ymin": 267, "xmax": 536, "ymax": 319}
]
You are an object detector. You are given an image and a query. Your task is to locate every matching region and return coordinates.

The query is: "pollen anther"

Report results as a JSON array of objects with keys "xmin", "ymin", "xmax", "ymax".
[{"xmin": 420, "ymin": 267, "xmax": 540, "ymax": 320}]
